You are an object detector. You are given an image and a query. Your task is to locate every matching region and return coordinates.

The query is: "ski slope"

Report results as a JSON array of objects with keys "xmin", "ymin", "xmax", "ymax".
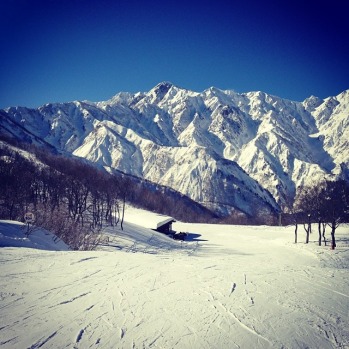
[{"xmin": 0, "ymin": 209, "xmax": 348, "ymax": 348}]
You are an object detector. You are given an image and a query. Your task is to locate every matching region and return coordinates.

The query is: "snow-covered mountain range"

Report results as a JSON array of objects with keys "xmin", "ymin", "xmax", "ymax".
[{"xmin": 1, "ymin": 82, "xmax": 348, "ymax": 216}]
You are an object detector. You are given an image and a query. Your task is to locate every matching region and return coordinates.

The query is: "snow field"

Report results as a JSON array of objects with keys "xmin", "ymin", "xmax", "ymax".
[{"xmin": 0, "ymin": 214, "xmax": 348, "ymax": 348}]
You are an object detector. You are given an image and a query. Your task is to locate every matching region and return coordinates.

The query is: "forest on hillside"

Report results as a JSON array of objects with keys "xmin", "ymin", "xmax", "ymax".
[{"xmin": 0, "ymin": 136, "xmax": 216, "ymax": 249}]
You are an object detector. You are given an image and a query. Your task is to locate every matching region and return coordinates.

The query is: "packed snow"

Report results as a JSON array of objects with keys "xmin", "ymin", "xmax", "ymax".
[{"xmin": 0, "ymin": 207, "xmax": 348, "ymax": 348}]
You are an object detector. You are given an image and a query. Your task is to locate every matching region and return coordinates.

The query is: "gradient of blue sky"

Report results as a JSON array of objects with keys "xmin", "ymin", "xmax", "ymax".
[{"xmin": 0, "ymin": 0, "xmax": 348, "ymax": 108}]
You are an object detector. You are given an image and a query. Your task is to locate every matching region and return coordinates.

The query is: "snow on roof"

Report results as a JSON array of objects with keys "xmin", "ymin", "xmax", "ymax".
[
  {"xmin": 155, "ymin": 217, "xmax": 175, "ymax": 229},
  {"xmin": 124, "ymin": 206, "xmax": 175, "ymax": 230}
]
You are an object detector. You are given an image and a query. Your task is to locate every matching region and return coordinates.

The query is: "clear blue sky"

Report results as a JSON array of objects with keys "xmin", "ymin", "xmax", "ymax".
[{"xmin": 0, "ymin": 0, "xmax": 348, "ymax": 108}]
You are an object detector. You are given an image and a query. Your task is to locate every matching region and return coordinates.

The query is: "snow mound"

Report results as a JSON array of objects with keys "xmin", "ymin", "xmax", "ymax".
[{"xmin": 0, "ymin": 220, "xmax": 69, "ymax": 251}]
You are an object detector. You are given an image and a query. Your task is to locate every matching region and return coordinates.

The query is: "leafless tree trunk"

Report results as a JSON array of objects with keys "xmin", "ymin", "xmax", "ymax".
[
  {"xmin": 120, "ymin": 194, "xmax": 126, "ymax": 231},
  {"xmin": 303, "ymin": 214, "xmax": 311, "ymax": 244},
  {"xmin": 330, "ymin": 222, "xmax": 336, "ymax": 250},
  {"xmin": 322, "ymin": 222, "xmax": 327, "ymax": 246}
]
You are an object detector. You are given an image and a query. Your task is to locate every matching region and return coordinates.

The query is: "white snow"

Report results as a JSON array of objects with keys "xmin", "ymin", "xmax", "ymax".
[
  {"xmin": 0, "ymin": 208, "xmax": 348, "ymax": 348},
  {"xmin": 0, "ymin": 220, "xmax": 69, "ymax": 251}
]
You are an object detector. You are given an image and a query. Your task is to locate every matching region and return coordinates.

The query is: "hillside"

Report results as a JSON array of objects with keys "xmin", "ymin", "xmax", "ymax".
[
  {"xmin": 0, "ymin": 138, "xmax": 217, "ymax": 237},
  {"xmin": 1, "ymin": 83, "xmax": 348, "ymax": 215}
]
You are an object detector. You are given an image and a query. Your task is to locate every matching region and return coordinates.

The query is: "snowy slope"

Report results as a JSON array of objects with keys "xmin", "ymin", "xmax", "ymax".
[
  {"xmin": 1, "ymin": 83, "xmax": 348, "ymax": 214},
  {"xmin": 308, "ymin": 90, "xmax": 349, "ymax": 172},
  {"xmin": 0, "ymin": 220, "xmax": 69, "ymax": 251},
  {"xmin": 0, "ymin": 209, "xmax": 348, "ymax": 349}
]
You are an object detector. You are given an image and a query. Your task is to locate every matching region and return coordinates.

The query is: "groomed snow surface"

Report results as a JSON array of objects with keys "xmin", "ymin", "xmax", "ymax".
[{"xmin": 0, "ymin": 207, "xmax": 348, "ymax": 349}]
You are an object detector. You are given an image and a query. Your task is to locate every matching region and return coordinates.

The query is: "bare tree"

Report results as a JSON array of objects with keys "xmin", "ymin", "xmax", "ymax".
[
  {"xmin": 118, "ymin": 178, "xmax": 129, "ymax": 231},
  {"xmin": 294, "ymin": 180, "xmax": 349, "ymax": 249},
  {"xmin": 321, "ymin": 180, "xmax": 349, "ymax": 250},
  {"xmin": 282, "ymin": 196, "xmax": 300, "ymax": 243},
  {"xmin": 321, "ymin": 222, "xmax": 327, "ymax": 246},
  {"xmin": 294, "ymin": 186, "xmax": 313, "ymax": 244}
]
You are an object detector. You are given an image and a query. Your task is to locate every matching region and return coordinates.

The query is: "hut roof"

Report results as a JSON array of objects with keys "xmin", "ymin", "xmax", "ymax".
[
  {"xmin": 124, "ymin": 207, "xmax": 175, "ymax": 230},
  {"xmin": 155, "ymin": 217, "xmax": 176, "ymax": 229}
]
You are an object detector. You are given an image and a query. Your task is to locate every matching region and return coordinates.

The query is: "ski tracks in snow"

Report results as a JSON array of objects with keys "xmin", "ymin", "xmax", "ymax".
[
  {"xmin": 196, "ymin": 270, "xmax": 275, "ymax": 348},
  {"xmin": 0, "ymin": 249, "xmax": 135, "ymax": 349},
  {"xmin": 1, "ymin": 225, "xmax": 349, "ymax": 349}
]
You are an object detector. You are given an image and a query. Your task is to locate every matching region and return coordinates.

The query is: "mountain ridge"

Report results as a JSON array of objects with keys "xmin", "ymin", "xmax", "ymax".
[{"xmin": 1, "ymin": 83, "xmax": 348, "ymax": 216}]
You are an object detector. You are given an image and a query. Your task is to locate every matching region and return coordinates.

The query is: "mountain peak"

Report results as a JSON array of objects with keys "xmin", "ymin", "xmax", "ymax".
[
  {"xmin": 303, "ymin": 95, "xmax": 323, "ymax": 111},
  {"xmin": 148, "ymin": 82, "xmax": 176, "ymax": 103},
  {"xmin": 154, "ymin": 81, "xmax": 174, "ymax": 89}
]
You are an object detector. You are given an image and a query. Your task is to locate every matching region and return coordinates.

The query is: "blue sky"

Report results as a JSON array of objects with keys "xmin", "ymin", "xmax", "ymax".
[{"xmin": 0, "ymin": 0, "xmax": 348, "ymax": 108}]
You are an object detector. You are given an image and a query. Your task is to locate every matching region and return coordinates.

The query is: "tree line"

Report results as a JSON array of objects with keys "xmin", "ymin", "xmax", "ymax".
[
  {"xmin": 0, "ymin": 145, "xmax": 128, "ymax": 249},
  {"xmin": 284, "ymin": 179, "xmax": 349, "ymax": 250}
]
